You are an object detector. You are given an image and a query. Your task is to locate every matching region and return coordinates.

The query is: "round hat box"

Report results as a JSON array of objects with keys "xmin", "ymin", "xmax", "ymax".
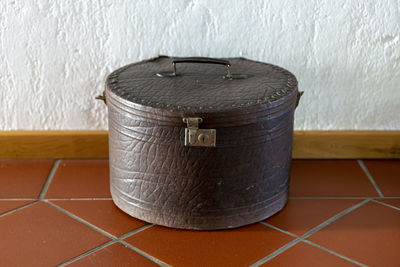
[{"xmin": 100, "ymin": 56, "xmax": 301, "ymax": 230}]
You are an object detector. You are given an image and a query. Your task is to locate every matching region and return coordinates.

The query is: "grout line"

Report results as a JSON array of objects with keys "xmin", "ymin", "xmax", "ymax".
[
  {"xmin": 46, "ymin": 201, "xmax": 165, "ymax": 266},
  {"xmin": 118, "ymin": 240, "xmax": 170, "ymax": 267},
  {"xmin": 289, "ymin": 196, "xmax": 373, "ymax": 199},
  {"xmin": 300, "ymin": 198, "xmax": 371, "ymax": 239},
  {"xmin": 0, "ymin": 200, "xmax": 38, "ymax": 218},
  {"xmin": 39, "ymin": 160, "xmax": 60, "ymax": 199},
  {"xmin": 116, "ymin": 224, "xmax": 167, "ymax": 266},
  {"xmin": 59, "ymin": 224, "xmax": 165, "ymax": 267},
  {"xmin": 44, "ymin": 200, "xmax": 117, "ymax": 240},
  {"xmin": 57, "ymin": 240, "xmax": 116, "ymax": 267},
  {"xmin": 301, "ymin": 240, "xmax": 367, "ymax": 267},
  {"xmin": 250, "ymin": 238, "xmax": 302, "ymax": 266},
  {"xmin": 259, "ymin": 222, "xmax": 298, "ymax": 238},
  {"xmin": 251, "ymin": 199, "xmax": 372, "ymax": 266},
  {"xmin": 289, "ymin": 196, "xmax": 400, "ymax": 199},
  {"xmin": 0, "ymin": 198, "xmax": 37, "ymax": 201},
  {"xmin": 372, "ymin": 199, "xmax": 400, "ymax": 212},
  {"xmin": 46, "ymin": 198, "xmax": 113, "ymax": 201},
  {"xmin": 357, "ymin": 160, "xmax": 384, "ymax": 197},
  {"xmin": 118, "ymin": 224, "xmax": 154, "ymax": 240}
]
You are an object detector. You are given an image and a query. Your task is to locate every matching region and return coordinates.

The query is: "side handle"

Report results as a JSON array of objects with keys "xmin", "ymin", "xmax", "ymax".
[{"xmin": 296, "ymin": 91, "xmax": 304, "ymax": 108}]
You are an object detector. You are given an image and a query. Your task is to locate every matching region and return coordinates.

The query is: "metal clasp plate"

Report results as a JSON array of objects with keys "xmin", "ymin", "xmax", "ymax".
[{"xmin": 183, "ymin": 117, "xmax": 216, "ymax": 147}]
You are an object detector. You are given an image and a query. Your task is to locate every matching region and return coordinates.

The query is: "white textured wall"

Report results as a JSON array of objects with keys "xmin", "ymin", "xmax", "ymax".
[{"xmin": 1, "ymin": 0, "xmax": 399, "ymax": 130}]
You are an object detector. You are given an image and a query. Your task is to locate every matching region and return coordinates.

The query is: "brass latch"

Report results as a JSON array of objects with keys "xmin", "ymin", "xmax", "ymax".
[{"xmin": 183, "ymin": 117, "xmax": 216, "ymax": 147}]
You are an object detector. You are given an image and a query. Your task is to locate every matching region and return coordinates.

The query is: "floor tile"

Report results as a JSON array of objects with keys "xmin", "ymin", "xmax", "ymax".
[
  {"xmin": 377, "ymin": 198, "xmax": 400, "ymax": 209},
  {"xmin": 45, "ymin": 160, "xmax": 111, "ymax": 198},
  {"xmin": 265, "ymin": 199, "xmax": 361, "ymax": 236},
  {"xmin": 0, "ymin": 200, "xmax": 34, "ymax": 214},
  {"xmin": 125, "ymin": 223, "xmax": 294, "ymax": 267},
  {"xmin": 261, "ymin": 242, "xmax": 357, "ymax": 266},
  {"xmin": 0, "ymin": 201, "xmax": 110, "ymax": 266},
  {"xmin": 308, "ymin": 201, "xmax": 400, "ymax": 267},
  {"xmin": 51, "ymin": 200, "xmax": 147, "ymax": 237},
  {"xmin": 290, "ymin": 160, "xmax": 378, "ymax": 197},
  {"xmin": 69, "ymin": 242, "xmax": 157, "ymax": 267},
  {"xmin": 0, "ymin": 159, "xmax": 54, "ymax": 198},
  {"xmin": 363, "ymin": 160, "xmax": 400, "ymax": 196}
]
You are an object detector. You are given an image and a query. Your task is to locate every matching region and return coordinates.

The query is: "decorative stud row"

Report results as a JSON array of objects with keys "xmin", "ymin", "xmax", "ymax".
[{"xmin": 106, "ymin": 61, "xmax": 298, "ymax": 111}]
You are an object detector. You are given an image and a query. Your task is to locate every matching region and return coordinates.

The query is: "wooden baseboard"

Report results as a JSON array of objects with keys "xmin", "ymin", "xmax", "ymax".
[
  {"xmin": 0, "ymin": 131, "xmax": 108, "ymax": 159},
  {"xmin": 0, "ymin": 131, "xmax": 399, "ymax": 159},
  {"xmin": 292, "ymin": 131, "xmax": 400, "ymax": 159}
]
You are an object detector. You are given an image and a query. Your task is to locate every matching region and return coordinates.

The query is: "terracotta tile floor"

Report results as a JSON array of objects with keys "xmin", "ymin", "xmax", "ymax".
[{"xmin": 0, "ymin": 159, "xmax": 398, "ymax": 266}]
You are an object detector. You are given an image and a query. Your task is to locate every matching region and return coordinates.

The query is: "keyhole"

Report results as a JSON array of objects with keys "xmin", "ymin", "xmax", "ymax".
[{"xmin": 198, "ymin": 133, "xmax": 210, "ymax": 143}]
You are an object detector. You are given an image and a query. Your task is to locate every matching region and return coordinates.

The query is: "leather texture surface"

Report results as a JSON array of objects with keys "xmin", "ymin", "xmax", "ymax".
[
  {"xmin": 105, "ymin": 56, "xmax": 299, "ymax": 230},
  {"xmin": 106, "ymin": 56, "xmax": 298, "ymax": 114}
]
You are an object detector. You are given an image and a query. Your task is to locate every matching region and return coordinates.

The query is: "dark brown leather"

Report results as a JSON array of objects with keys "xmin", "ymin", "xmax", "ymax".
[
  {"xmin": 105, "ymin": 56, "xmax": 299, "ymax": 230},
  {"xmin": 106, "ymin": 56, "xmax": 297, "ymax": 115}
]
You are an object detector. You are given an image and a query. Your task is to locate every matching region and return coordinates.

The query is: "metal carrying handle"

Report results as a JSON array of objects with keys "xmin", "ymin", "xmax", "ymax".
[
  {"xmin": 156, "ymin": 57, "xmax": 248, "ymax": 79},
  {"xmin": 172, "ymin": 57, "xmax": 232, "ymax": 78}
]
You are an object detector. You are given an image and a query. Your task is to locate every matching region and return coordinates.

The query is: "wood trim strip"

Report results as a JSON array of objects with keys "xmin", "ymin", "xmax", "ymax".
[
  {"xmin": 0, "ymin": 131, "xmax": 109, "ymax": 159},
  {"xmin": 0, "ymin": 130, "xmax": 399, "ymax": 159},
  {"xmin": 292, "ymin": 130, "xmax": 400, "ymax": 159}
]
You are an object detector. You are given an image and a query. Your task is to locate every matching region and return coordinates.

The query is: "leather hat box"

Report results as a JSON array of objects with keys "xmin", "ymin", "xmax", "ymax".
[{"xmin": 100, "ymin": 56, "xmax": 301, "ymax": 230}]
